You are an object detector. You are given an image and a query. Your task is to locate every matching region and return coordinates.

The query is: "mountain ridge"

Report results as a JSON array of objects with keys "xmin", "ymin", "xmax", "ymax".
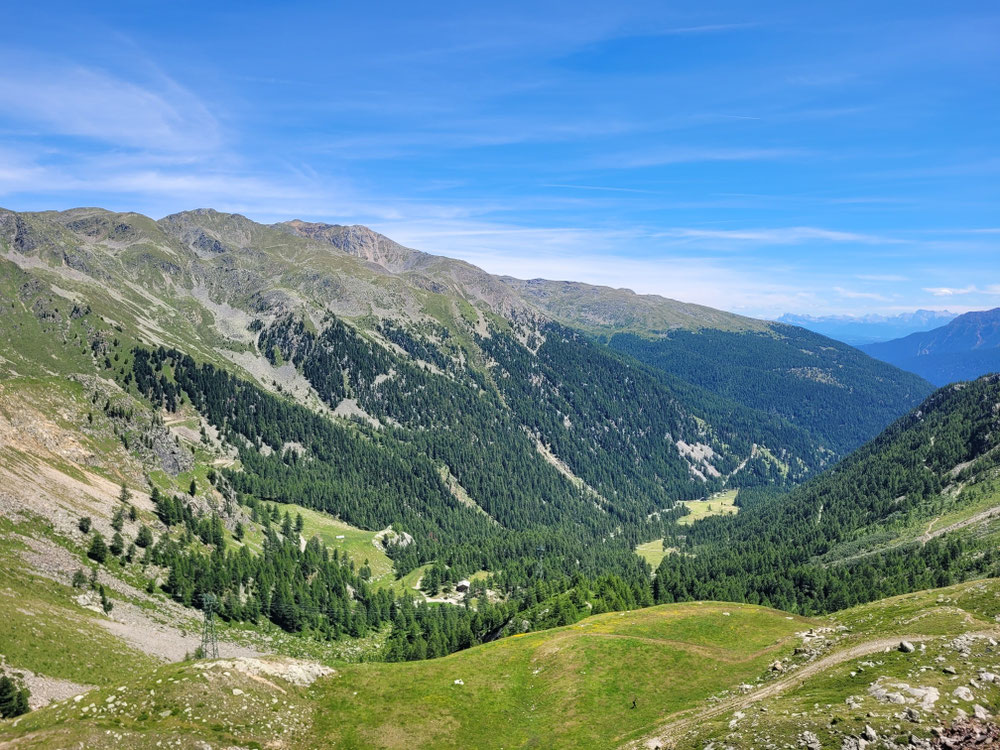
[
  {"xmin": 0, "ymin": 203, "xmax": 942, "ymax": 677},
  {"xmin": 1, "ymin": 205, "xmax": 999, "ymax": 749},
  {"xmin": 777, "ymin": 309, "xmax": 958, "ymax": 345},
  {"xmin": 860, "ymin": 307, "xmax": 1000, "ymax": 385}
]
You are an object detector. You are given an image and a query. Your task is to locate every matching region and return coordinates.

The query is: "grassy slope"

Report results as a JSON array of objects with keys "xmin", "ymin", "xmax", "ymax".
[
  {"xmin": 1, "ymin": 601, "xmax": 814, "ymax": 748},
  {"xmin": 266, "ymin": 503, "xmax": 424, "ymax": 597},
  {"xmin": 819, "ymin": 471, "xmax": 1000, "ymax": 567},
  {"xmin": 672, "ymin": 579, "xmax": 1000, "ymax": 749},
  {"xmin": 313, "ymin": 603, "xmax": 808, "ymax": 750},
  {"xmin": 0, "ymin": 371, "xmax": 393, "ymax": 684},
  {"xmin": 5, "ymin": 580, "xmax": 1000, "ymax": 749},
  {"xmin": 635, "ymin": 538, "xmax": 671, "ymax": 569},
  {"xmin": 0, "ymin": 518, "xmax": 160, "ymax": 688},
  {"xmin": 289, "ymin": 503, "xmax": 394, "ymax": 582}
]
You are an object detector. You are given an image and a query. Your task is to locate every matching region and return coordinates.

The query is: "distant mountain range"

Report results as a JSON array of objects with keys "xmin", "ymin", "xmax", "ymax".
[
  {"xmin": 860, "ymin": 307, "xmax": 1000, "ymax": 385},
  {"xmin": 777, "ymin": 310, "xmax": 957, "ymax": 345}
]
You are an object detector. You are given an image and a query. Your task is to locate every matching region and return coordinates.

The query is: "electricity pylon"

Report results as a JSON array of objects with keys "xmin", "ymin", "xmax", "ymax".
[{"xmin": 201, "ymin": 593, "xmax": 219, "ymax": 658}]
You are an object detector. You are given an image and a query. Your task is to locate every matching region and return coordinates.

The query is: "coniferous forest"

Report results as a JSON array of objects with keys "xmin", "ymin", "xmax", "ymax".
[{"xmin": 118, "ymin": 309, "xmax": 1000, "ymax": 661}]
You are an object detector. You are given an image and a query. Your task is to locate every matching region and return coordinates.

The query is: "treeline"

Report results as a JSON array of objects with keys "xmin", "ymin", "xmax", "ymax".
[
  {"xmin": 80, "ymin": 475, "xmax": 646, "ymax": 659},
  {"xmin": 478, "ymin": 323, "xmax": 833, "ymax": 498}
]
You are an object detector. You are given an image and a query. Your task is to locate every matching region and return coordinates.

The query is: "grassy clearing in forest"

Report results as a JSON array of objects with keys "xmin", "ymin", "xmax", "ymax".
[
  {"xmin": 634, "ymin": 538, "xmax": 673, "ymax": 569},
  {"xmin": 677, "ymin": 489, "xmax": 739, "ymax": 525}
]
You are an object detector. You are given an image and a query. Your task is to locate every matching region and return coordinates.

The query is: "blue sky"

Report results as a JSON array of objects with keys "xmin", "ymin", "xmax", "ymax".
[{"xmin": 1, "ymin": 1, "xmax": 998, "ymax": 317}]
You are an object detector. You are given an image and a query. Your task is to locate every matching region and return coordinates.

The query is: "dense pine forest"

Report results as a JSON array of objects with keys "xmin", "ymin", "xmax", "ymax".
[
  {"xmin": 653, "ymin": 375, "xmax": 1000, "ymax": 612},
  {"xmin": 610, "ymin": 325, "xmax": 933, "ymax": 455},
  {"xmin": 127, "ymin": 340, "xmax": 656, "ymax": 658},
  {"xmin": 118, "ymin": 310, "xmax": 1000, "ymax": 659}
]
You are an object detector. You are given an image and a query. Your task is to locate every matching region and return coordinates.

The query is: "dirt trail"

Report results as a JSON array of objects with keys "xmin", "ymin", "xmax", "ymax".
[
  {"xmin": 623, "ymin": 629, "xmax": 1000, "ymax": 750},
  {"xmin": 834, "ymin": 503, "xmax": 1000, "ymax": 566},
  {"xmin": 919, "ymin": 506, "xmax": 1000, "ymax": 543}
]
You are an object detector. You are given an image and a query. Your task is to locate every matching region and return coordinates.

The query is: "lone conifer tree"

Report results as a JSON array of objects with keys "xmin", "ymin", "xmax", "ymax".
[
  {"xmin": 87, "ymin": 532, "xmax": 109, "ymax": 564},
  {"xmin": 0, "ymin": 673, "xmax": 29, "ymax": 718}
]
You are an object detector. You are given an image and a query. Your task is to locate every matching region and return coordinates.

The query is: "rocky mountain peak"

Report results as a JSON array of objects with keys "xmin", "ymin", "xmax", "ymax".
[{"xmin": 281, "ymin": 220, "xmax": 424, "ymax": 273}]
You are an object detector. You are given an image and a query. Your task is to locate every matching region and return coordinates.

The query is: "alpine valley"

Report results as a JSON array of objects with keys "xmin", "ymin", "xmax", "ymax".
[{"xmin": 3, "ymin": 207, "xmax": 1000, "ymax": 749}]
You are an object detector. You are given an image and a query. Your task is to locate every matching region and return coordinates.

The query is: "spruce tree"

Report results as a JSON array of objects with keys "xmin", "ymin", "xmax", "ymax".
[
  {"xmin": 109, "ymin": 531, "xmax": 125, "ymax": 557},
  {"xmin": 135, "ymin": 524, "xmax": 153, "ymax": 548},
  {"xmin": 87, "ymin": 533, "xmax": 109, "ymax": 564},
  {"xmin": 0, "ymin": 674, "xmax": 30, "ymax": 718}
]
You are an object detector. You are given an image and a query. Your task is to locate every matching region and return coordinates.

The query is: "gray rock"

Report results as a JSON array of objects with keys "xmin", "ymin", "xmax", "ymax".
[
  {"xmin": 899, "ymin": 641, "xmax": 916, "ymax": 653},
  {"xmin": 862, "ymin": 725, "xmax": 878, "ymax": 742},
  {"xmin": 952, "ymin": 685, "xmax": 974, "ymax": 701},
  {"xmin": 799, "ymin": 730, "xmax": 822, "ymax": 750}
]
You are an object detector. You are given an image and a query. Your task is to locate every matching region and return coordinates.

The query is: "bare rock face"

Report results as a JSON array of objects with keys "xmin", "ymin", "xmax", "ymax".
[
  {"xmin": 283, "ymin": 221, "xmax": 422, "ymax": 273},
  {"xmin": 0, "ymin": 210, "xmax": 39, "ymax": 253}
]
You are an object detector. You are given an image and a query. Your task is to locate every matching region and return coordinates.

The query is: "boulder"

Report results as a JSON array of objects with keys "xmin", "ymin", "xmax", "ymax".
[
  {"xmin": 953, "ymin": 686, "xmax": 974, "ymax": 702},
  {"xmin": 799, "ymin": 730, "xmax": 822, "ymax": 750}
]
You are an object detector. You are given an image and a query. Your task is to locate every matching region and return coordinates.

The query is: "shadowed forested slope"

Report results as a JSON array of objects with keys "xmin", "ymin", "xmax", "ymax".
[
  {"xmin": 654, "ymin": 374, "xmax": 1000, "ymax": 613},
  {"xmin": 611, "ymin": 324, "xmax": 934, "ymax": 456}
]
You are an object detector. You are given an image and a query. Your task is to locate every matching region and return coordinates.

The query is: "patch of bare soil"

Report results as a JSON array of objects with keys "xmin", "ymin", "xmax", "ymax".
[
  {"xmin": 17, "ymin": 531, "xmax": 261, "ymax": 663},
  {"xmin": 0, "ymin": 658, "xmax": 92, "ymax": 710},
  {"xmin": 193, "ymin": 657, "xmax": 334, "ymax": 688}
]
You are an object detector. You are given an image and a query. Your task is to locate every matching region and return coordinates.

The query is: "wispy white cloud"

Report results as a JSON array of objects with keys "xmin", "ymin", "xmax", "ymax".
[
  {"xmin": 924, "ymin": 285, "xmax": 1000, "ymax": 297},
  {"xmin": 857, "ymin": 274, "xmax": 909, "ymax": 282},
  {"xmin": 833, "ymin": 286, "xmax": 891, "ymax": 301},
  {"xmin": 365, "ymin": 217, "xmax": 835, "ymax": 315},
  {"xmin": 654, "ymin": 226, "xmax": 897, "ymax": 245},
  {"xmin": 0, "ymin": 54, "xmax": 220, "ymax": 152},
  {"xmin": 605, "ymin": 147, "xmax": 808, "ymax": 169}
]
